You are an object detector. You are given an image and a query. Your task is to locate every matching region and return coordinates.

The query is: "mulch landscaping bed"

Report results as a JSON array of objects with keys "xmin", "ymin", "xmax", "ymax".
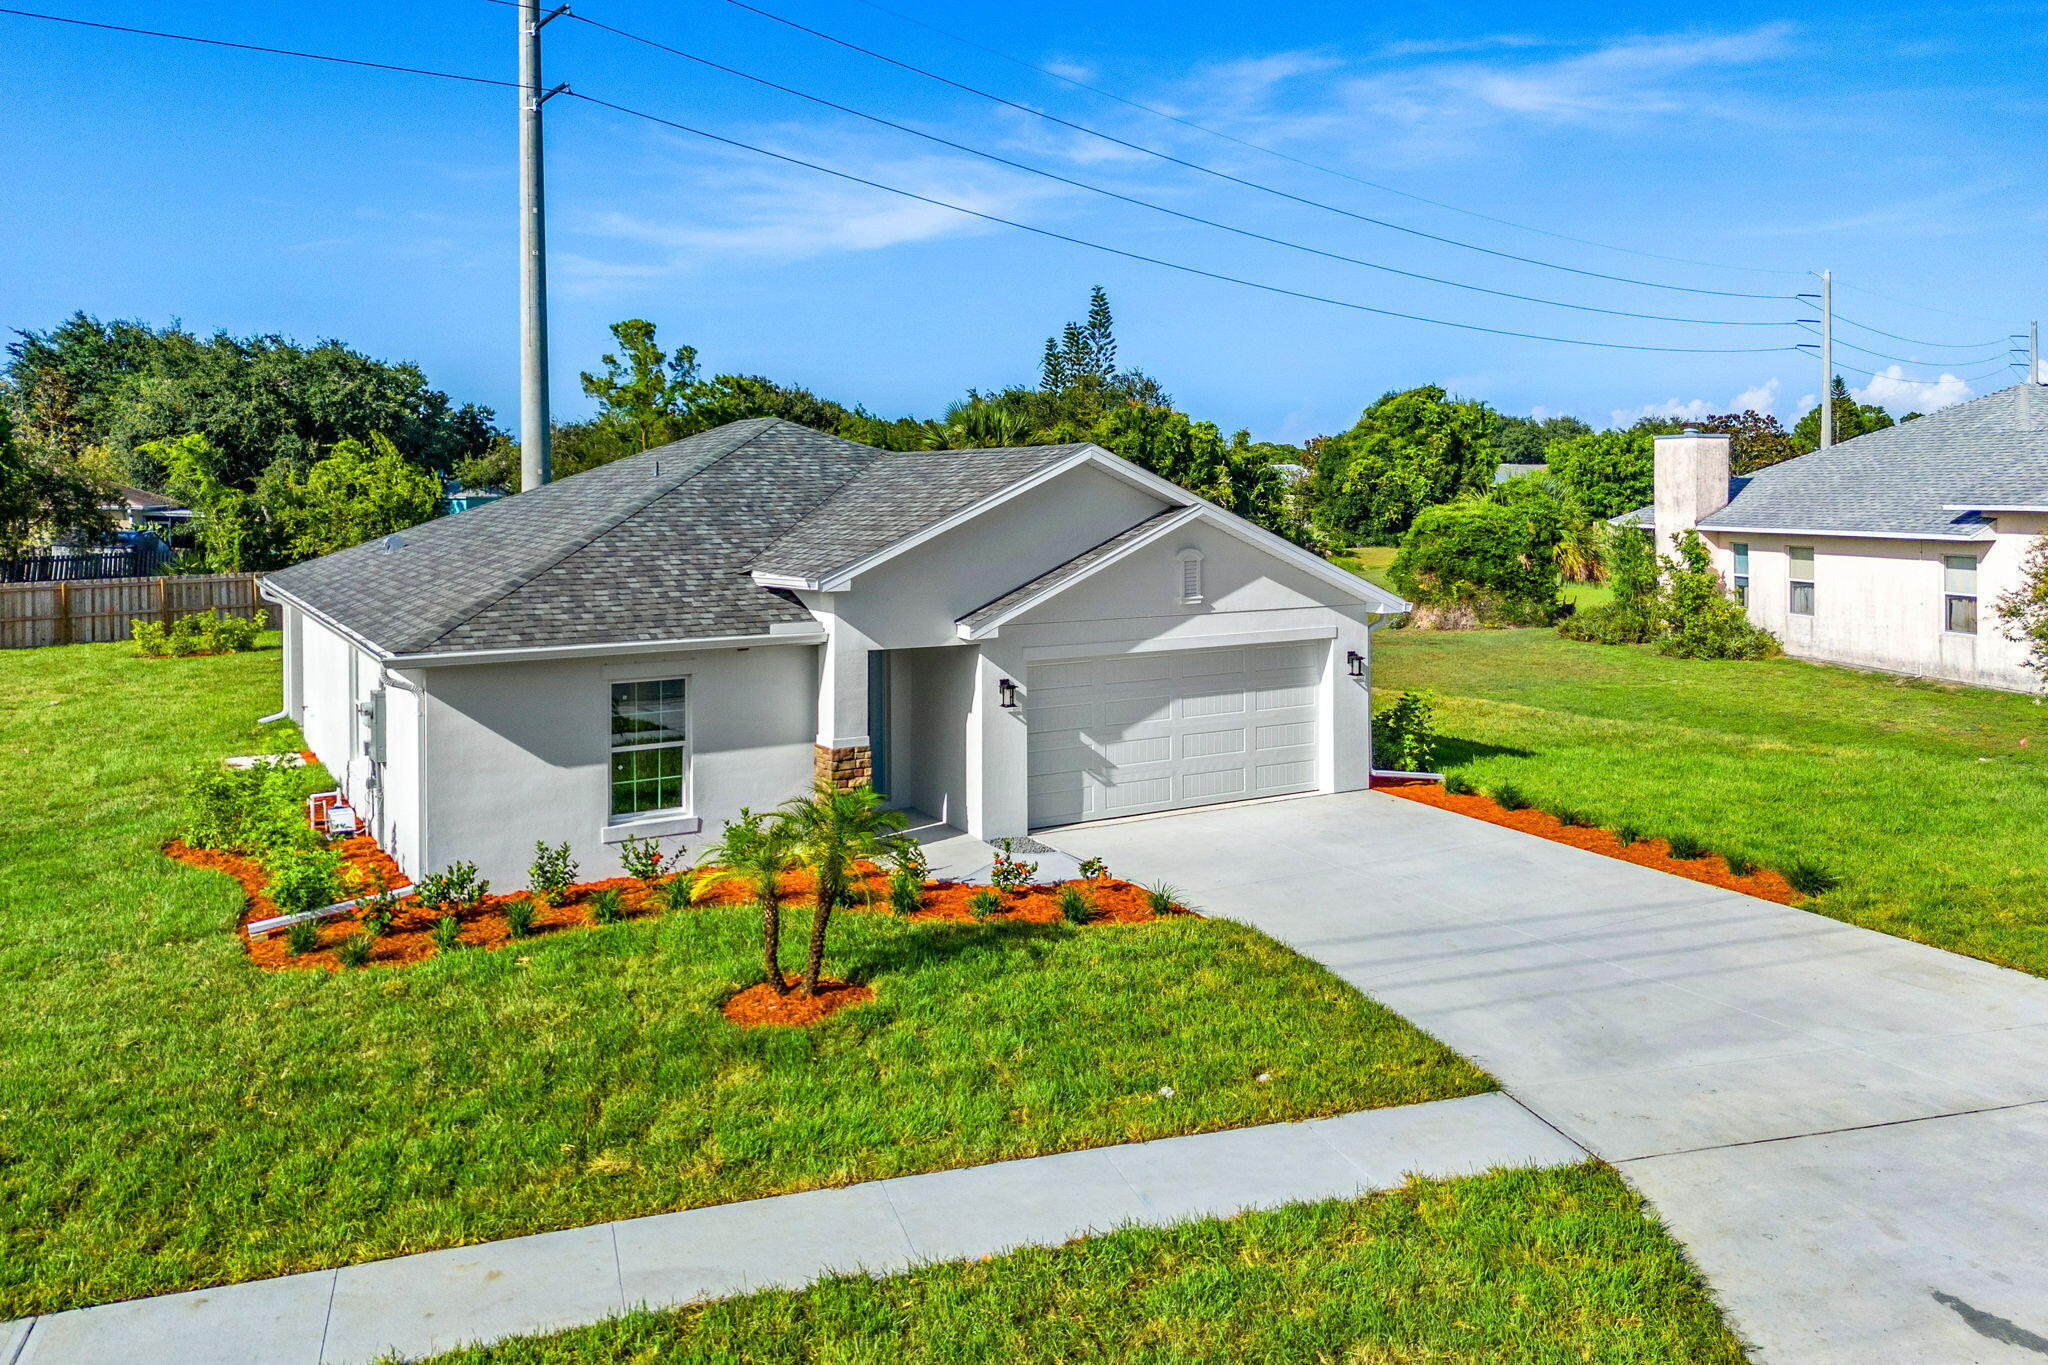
[
  {"xmin": 1380, "ymin": 780, "xmax": 1802, "ymax": 904},
  {"xmin": 722, "ymin": 976, "xmax": 876, "ymax": 1027},
  {"xmin": 169, "ymin": 840, "xmax": 1185, "ymax": 975}
]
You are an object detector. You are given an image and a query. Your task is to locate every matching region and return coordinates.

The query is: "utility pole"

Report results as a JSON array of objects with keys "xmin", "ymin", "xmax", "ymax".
[
  {"xmin": 518, "ymin": 3, "xmax": 568, "ymax": 491},
  {"xmin": 1819, "ymin": 269, "xmax": 1834, "ymax": 450},
  {"xmin": 2033, "ymin": 321, "xmax": 2039, "ymax": 384}
]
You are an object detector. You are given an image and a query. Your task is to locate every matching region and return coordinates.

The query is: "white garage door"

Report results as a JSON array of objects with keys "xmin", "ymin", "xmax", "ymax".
[{"xmin": 1026, "ymin": 642, "xmax": 1323, "ymax": 827}]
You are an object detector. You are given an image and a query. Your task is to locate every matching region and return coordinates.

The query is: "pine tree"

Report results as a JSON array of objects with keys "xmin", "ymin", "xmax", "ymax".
[
  {"xmin": 1039, "ymin": 337, "xmax": 1066, "ymax": 393},
  {"xmin": 1084, "ymin": 286, "xmax": 1116, "ymax": 378}
]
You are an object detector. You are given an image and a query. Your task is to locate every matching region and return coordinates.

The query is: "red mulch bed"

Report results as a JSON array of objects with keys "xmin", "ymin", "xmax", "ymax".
[
  {"xmin": 722, "ymin": 976, "xmax": 875, "ymax": 1027},
  {"xmin": 171, "ymin": 839, "xmax": 1183, "ymax": 976},
  {"xmin": 1379, "ymin": 780, "xmax": 1802, "ymax": 904}
]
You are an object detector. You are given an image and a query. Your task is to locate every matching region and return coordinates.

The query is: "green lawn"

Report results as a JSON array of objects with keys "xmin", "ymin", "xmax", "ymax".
[
  {"xmin": 0, "ymin": 639, "xmax": 1489, "ymax": 1318},
  {"xmin": 418, "ymin": 1165, "xmax": 1747, "ymax": 1365},
  {"xmin": 1375, "ymin": 628, "xmax": 2048, "ymax": 977}
]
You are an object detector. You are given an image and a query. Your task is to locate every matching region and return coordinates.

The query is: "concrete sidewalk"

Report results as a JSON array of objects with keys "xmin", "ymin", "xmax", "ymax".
[
  {"xmin": 6, "ymin": 1093, "xmax": 1580, "ymax": 1365},
  {"xmin": 1047, "ymin": 791, "xmax": 2048, "ymax": 1365}
]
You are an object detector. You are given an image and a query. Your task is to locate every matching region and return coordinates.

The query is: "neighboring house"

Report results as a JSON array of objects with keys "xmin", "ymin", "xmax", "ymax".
[
  {"xmin": 1643, "ymin": 383, "xmax": 2048, "ymax": 691},
  {"xmin": 103, "ymin": 486, "xmax": 193, "ymax": 534},
  {"xmin": 444, "ymin": 484, "xmax": 506, "ymax": 515},
  {"xmin": 263, "ymin": 418, "xmax": 1408, "ymax": 884},
  {"xmin": 1493, "ymin": 461, "xmax": 1547, "ymax": 484}
]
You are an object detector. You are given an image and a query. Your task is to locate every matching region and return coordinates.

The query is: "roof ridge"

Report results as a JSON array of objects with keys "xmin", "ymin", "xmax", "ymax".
[{"xmin": 413, "ymin": 419, "xmax": 785, "ymax": 652}]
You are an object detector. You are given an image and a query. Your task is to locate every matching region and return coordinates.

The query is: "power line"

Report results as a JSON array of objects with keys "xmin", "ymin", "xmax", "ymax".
[
  {"xmin": 566, "ymin": 89, "xmax": 1797, "ymax": 354},
  {"xmin": 713, "ymin": 0, "xmax": 1796, "ymax": 301},
  {"xmin": 1792, "ymin": 322, "xmax": 2008, "ymax": 370},
  {"xmin": 1808, "ymin": 354, "xmax": 2018, "ymax": 386},
  {"xmin": 1830, "ymin": 313, "xmax": 2006, "ymax": 351},
  {"xmin": 1834, "ymin": 278, "xmax": 2007, "ymax": 327},
  {"xmin": 537, "ymin": 4, "xmax": 1791, "ymax": 329},
  {"xmin": 0, "ymin": 5, "xmax": 520, "ymax": 88},
  {"xmin": 835, "ymin": 0, "xmax": 1814, "ymax": 281}
]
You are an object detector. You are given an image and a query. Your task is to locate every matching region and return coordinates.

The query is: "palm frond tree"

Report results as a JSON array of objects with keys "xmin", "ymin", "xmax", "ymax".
[
  {"xmin": 693, "ymin": 807, "xmax": 802, "ymax": 995},
  {"xmin": 779, "ymin": 781, "xmax": 912, "ymax": 996}
]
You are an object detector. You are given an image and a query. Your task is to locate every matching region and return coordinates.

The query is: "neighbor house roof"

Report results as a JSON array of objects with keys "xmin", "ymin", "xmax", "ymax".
[{"xmin": 1694, "ymin": 383, "xmax": 2048, "ymax": 540}]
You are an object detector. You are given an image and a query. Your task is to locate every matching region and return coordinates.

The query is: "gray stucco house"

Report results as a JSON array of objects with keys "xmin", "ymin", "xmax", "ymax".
[
  {"xmin": 1643, "ymin": 382, "xmax": 2048, "ymax": 691},
  {"xmin": 263, "ymin": 418, "xmax": 1407, "ymax": 885}
]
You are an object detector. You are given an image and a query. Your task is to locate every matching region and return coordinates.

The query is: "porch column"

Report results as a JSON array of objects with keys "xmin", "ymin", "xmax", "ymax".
[
  {"xmin": 965, "ymin": 642, "xmax": 1028, "ymax": 840},
  {"xmin": 811, "ymin": 594, "xmax": 874, "ymax": 790}
]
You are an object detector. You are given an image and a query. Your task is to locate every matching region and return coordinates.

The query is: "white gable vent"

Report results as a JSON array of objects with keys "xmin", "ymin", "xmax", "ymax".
[{"xmin": 1176, "ymin": 548, "xmax": 1204, "ymax": 604}]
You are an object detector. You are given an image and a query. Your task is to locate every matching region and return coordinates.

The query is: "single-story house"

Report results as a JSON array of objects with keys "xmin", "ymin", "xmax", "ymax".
[
  {"xmin": 262, "ymin": 418, "xmax": 1408, "ymax": 885},
  {"xmin": 1641, "ymin": 382, "xmax": 2048, "ymax": 691}
]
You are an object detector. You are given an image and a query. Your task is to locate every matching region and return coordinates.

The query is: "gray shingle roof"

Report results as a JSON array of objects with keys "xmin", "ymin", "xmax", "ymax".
[
  {"xmin": 1699, "ymin": 383, "xmax": 2048, "ymax": 539},
  {"xmin": 265, "ymin": 420, "xmax": 1095, "ymax": 656},
  {"xmin": 751, "ymin": 445, "xmax": 1090, "ymax": 581},
  {"xmin": 957, "ymin": 508, "xmax": 1191, "ymax": 633}
]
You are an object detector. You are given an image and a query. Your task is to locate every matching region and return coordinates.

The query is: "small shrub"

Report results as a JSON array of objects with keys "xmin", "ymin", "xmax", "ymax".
[
  {"xmin": 267, "ymin": 849, "xmax": 344, "ymax": 918},
  {"xmin": 893, "ymin": 844, "xmax": 931, "ymax": 880},
  {"xmin": 1145, "ymin": 881, "xmax": 1183, "ymax": 915},
  {"xmin": 1077, "ymin": 856, "xmax": 1109, "ymax": 880},
  {"xmin": 1557, "ymin": 602, "xmax": 1657, "ymax": 646},
  {"xmin": 132, "ymin": 609, "xmax": 267, "ymax": 658},
  {"xmin": 335, "ymin": 932, "xmax": 374, "ymax": 968},
  {"xmin": 618, "ymin": 835, "xmax": 680, "ymax": 888},
  {"xmin": 1612, "ymin": 822, "xmax": 1644, "ymax": 846},
  {"xmin": 589, "ymin": 887, "xmax": 626, "ymax": 925},
  {"xmin": 503, "ymin": 896, "xmax": 536, "ymax": 939},
  {"xmin": 1724, "ymin": 853, "xmax": 1756, "ymax": 877},
  {"xmin": 663, "ymin": 874, "xmax": 696, "ymax": 913},
  {"xmin": 888, "ymin": 865, "xmax": 923, "ymax": 917},
  {"xmin": 1665, "ymin": 833, "xmax": 1707, "ymax": 860},
  {"xmin": 989, "ymin": 840, "xmax": 1038, "ymax": 892},
  {"xmin": 431, "ymin": 914, "xmax": 464, "ymax": 952},
  {"xmin": 284, "ymin": 916, "xmax": 323, "ymax": 957},
  {"xmin": 967, "ymin": 889, "xmax": 1002, "ymax": 920},
  {"xmin": 1551, "ymin": 807, "xmax": 1595, "ymax": 828},
  {"xmin": 1056, "ymin": 885, "xmax": 1094, "ymax": 925},
  {"xmin": 1441, "ymin": 771, "xmax": 1474, "ymax": 796},
  {"xmin": 1783, "ymin": 860, "xmax": 1840, "ymax": 897},
  {"xmin": 357, "ymin": 868, "xmax": 401, "ymax": 938},
  {"xmin": 529, "ymin": 841, "xmax": 577, "ymax": 906},
  {"xmin": 203, "ymin": 610, "xmax": 267, "ymax": 653},
  {"xmin": 131, "ymin": 618, "xmax": 172, "ymax": 658},
  {"xmin": 1491, "ymin": 784, "xmax": 1531, "ymax": 812},
  {"xmin": 417, "ymin": 861, "xmax": 488, "ymax": 913},
  {"xmin": 1373, "ymin": 690, "xmax": 1438, "ymax": 772}
]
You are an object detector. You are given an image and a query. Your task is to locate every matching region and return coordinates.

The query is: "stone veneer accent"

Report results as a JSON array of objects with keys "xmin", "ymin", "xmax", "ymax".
[{"xmin": 814, "ymin": 743, "xmax": 873, "ymax": 791}]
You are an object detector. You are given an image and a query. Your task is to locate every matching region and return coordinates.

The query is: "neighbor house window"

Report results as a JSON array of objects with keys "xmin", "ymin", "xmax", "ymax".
[
  {"xmin": 610, "ymin": 678, "xmax": 687, "ymax": 817},
  {"xmin": 1732, "ymin": 543, "xmax": 1750, "ymax": 606},
  {"xmin": 1788, "ymin": 546, "xmax": 1815, "ymax": 616},
  {"xmin": 1944, "ymin": 555, "xmax": 1978, "ymax": 634}
]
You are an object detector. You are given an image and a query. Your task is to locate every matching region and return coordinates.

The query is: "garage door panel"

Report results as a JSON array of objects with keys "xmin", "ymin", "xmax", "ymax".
[{"xmin": 1028, "ymin": 644, "xmax": 1325, "ymax": 826}]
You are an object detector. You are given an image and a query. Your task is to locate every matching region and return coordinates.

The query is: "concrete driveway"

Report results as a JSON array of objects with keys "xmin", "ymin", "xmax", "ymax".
[{"xmin": 1044, "ymin": 791, "xmax": 2048, "ymax": 1365}]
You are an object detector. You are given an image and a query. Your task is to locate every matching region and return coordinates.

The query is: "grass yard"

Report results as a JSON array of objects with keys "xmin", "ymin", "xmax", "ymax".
[
  {"xmin": 1375, "ymin": 628, "xmax": 2048, "ymax": 977},
  {"xmin": 0, "ymin": 639, "xmax": 1489, "ymax": 1318},
  {"xmin": 419, "ymin": 1164, "xmax": 1747, "ymax": 1365}
]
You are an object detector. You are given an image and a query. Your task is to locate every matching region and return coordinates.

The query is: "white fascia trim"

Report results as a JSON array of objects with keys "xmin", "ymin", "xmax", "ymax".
[
  {"xmin": 1939, "ymin": 503, "xmax": 2048, "ymax": 513},
  {"xmin": 1697, "ymin": 524, "xmax": 1994, "ymax": 542},
  {"xmin": 752, "ymin": 448, "xmax": 1101, "ymax": 592},
  {"xmin": 386, "ymin": 627, "xmax": 827, "ymax": 669},
  {"xmin": 956, "ymin": 506, "xmax": 1204, "ymax": 640},
  {"xmin": 261, "ymin": 582, "xmax": 397, "ymax": 663}
]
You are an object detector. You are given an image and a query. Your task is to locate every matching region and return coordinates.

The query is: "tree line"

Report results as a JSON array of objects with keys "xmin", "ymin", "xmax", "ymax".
[{"xmin": 0, "ymin": 293, "xmax": 1911, "ymax": 574}]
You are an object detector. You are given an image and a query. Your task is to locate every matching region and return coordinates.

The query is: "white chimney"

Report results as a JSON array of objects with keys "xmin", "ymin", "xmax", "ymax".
[{"xmin": 1653, "ymin": 429, "xmax": 1732, "ymax": 550}]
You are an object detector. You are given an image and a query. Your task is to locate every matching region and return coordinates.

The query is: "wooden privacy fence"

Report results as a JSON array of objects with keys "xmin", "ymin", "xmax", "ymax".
[{"xmin": 0, "ymin": 573, "xmax": 266, "ymax": 649}]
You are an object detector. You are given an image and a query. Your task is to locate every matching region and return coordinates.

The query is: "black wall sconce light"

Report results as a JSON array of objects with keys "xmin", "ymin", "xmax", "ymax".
[
  {"xmin": 1346, "ymin": 650, "xmax": 1365, "ymax": 677},
  {"xmin": 998, "ymin": 677, "xmax": 1019, "ymax": 708}
]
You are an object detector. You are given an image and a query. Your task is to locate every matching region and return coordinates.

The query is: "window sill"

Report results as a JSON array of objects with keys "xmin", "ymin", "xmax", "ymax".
[{"xmin": 602, "ymin": 813, "xmax": 701, "ymax": 844}]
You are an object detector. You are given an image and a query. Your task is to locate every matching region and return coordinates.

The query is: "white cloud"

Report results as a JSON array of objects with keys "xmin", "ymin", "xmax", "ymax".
[
  {"xmin": 1851, "ymin": 366, "xmax": 1976, "ymax": 413},
  {"xmin": 1608, "ymin": 375, "xmax": 1792, "ymax": 426},
  {"xmin": 1732, "ymin": 378, "xmax": 1781, "ymax": 412},
  {"xmin": 1376, "ymin": 34, "xmax": 1550, "ymax": 58}
]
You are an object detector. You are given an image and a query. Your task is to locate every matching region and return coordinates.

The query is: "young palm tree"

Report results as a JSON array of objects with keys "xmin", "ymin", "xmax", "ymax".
[
  {"xmin": 692, "ymin": 808, "xmax": 801, "ymax": 995},
  {"xmin": 779, "ymin": 781, "xmax": 912, "ymax": 997}
]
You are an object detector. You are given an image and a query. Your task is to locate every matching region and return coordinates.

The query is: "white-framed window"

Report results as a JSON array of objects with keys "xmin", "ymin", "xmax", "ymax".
[
  {"xmin": 1732, "ymin": 542, "xmax": 1750, "ymax": 606},
  {"xmin": 1944, "ymin": 555, "xmax": 1979, "ymax": 634},
  {"xmin": 1176, "ymin": 548, "xmax": 1205, "ymax": 604},
  {"xmin": 609, "ymin": 677, "xmax": 687, "ymax": 818},
  {"xmin": 1788, "ymin": 546, "xmax": 1815, "ymax": 616}
]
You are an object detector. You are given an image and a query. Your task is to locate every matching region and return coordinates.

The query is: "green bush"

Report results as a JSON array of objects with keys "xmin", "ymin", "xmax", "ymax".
[
  {"xmin": 1441, "ymin": 771, "xmax": 1474, "ymax": 795},
  {"xmin": 503, "ymin": 896, "xmax": 536, "ymax": 939},
  {"xmin": 967, "ymin": 889, "xmax": 1001, "ymax": 920},
  {"xmin": 1665, "ymin": 833, "xmax": 1707, "ymax": 860},
  {"xmin": 1782, "ymin": 860, "xmax": 1840, "ymax": 897},
  {"xmin": 335, "ymin": 932, "xmax": 374, "ymax": 968},
  {"xmin": 1551, "ymin": 807, "xmax": 1595, "ymax": 828},
  {"xmin": 528, "ymin": 841, "xmax": 577, "ymax": 906},
  {"xmin": 1491, "ymin": 784, "xmax": 1531, "ymax": 811},
  {"xmin": 1390, "ymin": 494, "xmax": 1564, "ymax": 628},
  {"xmin": 1145, "ymin": 881, "xmax": 1185, "ymax": 915},
  {"xmin": 1077, "ymin": 856, "xmax": 1109, "ymax": 880},
  {"xmin": 1724, "ymin": 853, "xmax": 1756, "ymax": 877},
  {"xmin": 1657, "ymin": 531, "xmax": 1781, "ymax": 661},
  {"xmin": 888, "ymin": 865, "xmax": 923, "ymax": 917},
  {"xmin": 617, "ymin": 834, "xmax": 679, "ymax": 888},
  {"xmin": 1056, "ymin": 885, "xmax": 1094, "ymax": 925},
  {"xmin": 284, "ymin": 916, "xmax": 322, "ymax": 957},
  {"xmin": 417, "ymin": 861, "xmax": 488, "ymax": 913},
  {"xmin": 1372, "ymin": 690, "xmax": 1438, "ymax": 772},
  {"xmin": 430, "ymin": 914, "xmax": 464, "ymax": 952},
  {"xmin": 267, "ymin": 849, "xmax": 344, "ymax": 917},
  {"xmin": 1613, "ymin": 822, "xmax": 1644, "ymax": 846},
  {"xmin": 1557, "ymin": 602, "xmax": 1657, "ymax": 645},
  {"xmin": 132, "ymin": 609, "xmax": 267, "ymax": 658},
  {"xmin": 588, "ymin": 888, "xmax": 625, "ymax": 925}
]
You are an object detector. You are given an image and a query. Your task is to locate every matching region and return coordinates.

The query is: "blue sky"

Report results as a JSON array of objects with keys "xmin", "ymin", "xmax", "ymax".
[{"xmin": 5, "ymin": 0, "xmax": 2043, "ymax": 442}]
